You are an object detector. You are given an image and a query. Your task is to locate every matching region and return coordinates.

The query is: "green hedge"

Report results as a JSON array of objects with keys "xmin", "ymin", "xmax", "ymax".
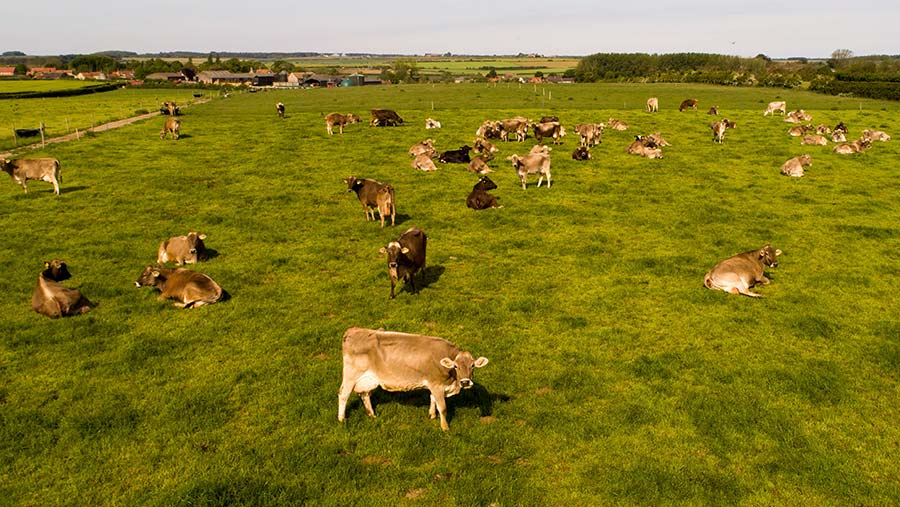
[{"xmin": 810, "ymin": 80, "xmax": 900, "ymax": 101}]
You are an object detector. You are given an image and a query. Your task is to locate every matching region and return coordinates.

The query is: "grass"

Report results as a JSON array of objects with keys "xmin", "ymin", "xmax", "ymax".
[
  {"xmin": 1, "ymin": 82, "xmax": 900, "ymax": 506},
  {"xmin": 0, "ymin": 79, "xmax": 101, "ymax": 94}
]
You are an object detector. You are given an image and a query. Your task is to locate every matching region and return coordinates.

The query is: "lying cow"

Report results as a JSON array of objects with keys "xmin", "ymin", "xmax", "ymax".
[
  {"xmin": 508, "ymin": 152, "xmax": 551, "ymax": 189},
  {"xmin": 862, "ymin": 129, "xmax": 891, "ymax": 142},
  {"xmin": 626, "ymin": 138, "xmax": 663, "ymax": 159},
  {"xmin": 499, "ymin": 117, "xmax": 530, "ymax": 142},
  {"xmin": 788, "ymin": 125, "xmax": 814, "ymax": 137},
  {"xmin": 412, "ymin": 153, "xmax": 438, "ymax": 172},
  {"xmin": 606, "ymin": 118, "xmax": 629, "ymax": 131},
  {"xmin": 345, "ymin": 176, "xmax": 395, "ymax": 224},
  {"xmin": 679, "ymin": 98, "xmax": 699, "ymax": 112},
  {"xmin": 1, "ymin": 158, "xmax": 61, "ymax": 195},
  {"xmin": 135, "ymin": 265, "xmax": 224, "ymax": 308},
  {"xmin": 764, "ymin": 101, "xmax": 787, "ymax": 116},
  {"xmin": 32, "ymin": 259, "xmax": 94, "ymax": 318},
  {"xmin": 704, "ymin": 245, "xmax": 782, "ymax": 297},
  {"xmin": 780, "ymin": 154, "xmax": 812, "ymax": 177},
  {"xmin": 160, "ymin": 117, "xmax": 180, "ymax": 140},
  {"xmin": 466, "ymin": 176, "xmax": 501, "ymax": 210},
  {"xmin": 326, "ymin": 113, "xmax": 361, "ymax": 135},
  {"xmin": 425, "ymin": 118, "xmax": 442, "ymax": 129},
  {"xmin": 707, "ymin": 106, "xmax": 719, "ymax": 115},
  {"xmin": 711, "ymin": 119, "xmax": 736, "ymax": 143},
  {"xmin": 473, "ymin": 138, "xmax": 499, "ymax": 159},
  {"xmin": 801, "ymin": 134, "xmax": 828, "ymax": 146},
  {"xmin": 532, "ymin": 121, "xmax": 566, "ymax": 145},
  {"xmin": 276, "ymin": 102, "xmax": 285, "ymax": 118},
  {"xmin": 833, "ymin": 122, "xmax": 849, "ymax": 135},
  {"xmin": 646, "ymin": 97, "xmax": 659, "ymax": 113},
  {"xmin": 574, "ymin": 123, "xmax": 603, "ymax": 147},
  {"xmin": 158, "ymin": 231, "xmax": 209, "ymax": 265},
  {"xmin": 784, "ymin": 110, "xmax": 812, "ymax": 123},
  {"xmin": 831, "ymin": 131, "xmax": 847, "ymax": 143},
  {"xmin": 379, "ymin": 227, "xmax": 427, "ymax": 298},
  {"xmin": 467, "ymin": 155, "xmax": 493, "ymax": 174},
  {"xmin": 408, "ymin": 139, "xmax": 437, "ymax": 158},
  {"xmin": 438, "ymin": 145, "xmax": 472, "ymax": 164},
  {"xmin": 338, "ymin": 327, "xmax": 488, "ymax": 431},
  {"xmin": 370, "ymin": 109, "xmax": 403, "ymax": 127},
  {"xmin": 540, "ymin": 115, "xmax": 559, "ymax": 123},
  {"xmin": 572, "ymin": 146, "xmax": 591, "ymax": 161},
  {"xmin": 815, "ymin": 124, "xmax": 832, "ymax": 135},
  {"xmin": 475, "ymin": 120, "xmax": 503, "ymax": 139},
  {"xmin": 834, "ymin": 138, "xmax": 871, "ymax": 154}
]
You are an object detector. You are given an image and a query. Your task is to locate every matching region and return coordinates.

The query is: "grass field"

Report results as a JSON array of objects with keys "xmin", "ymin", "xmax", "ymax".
[
  {"xmin": 2, "ymin": 82, "xmax": 899, "ymax": 506},
  {"xmin": 284, "ymin": 56, "xmax": 578, "ymax": 77},
  {"xmin": 0, "ymin": 79, "xmax": 101, "ymax": 94}
]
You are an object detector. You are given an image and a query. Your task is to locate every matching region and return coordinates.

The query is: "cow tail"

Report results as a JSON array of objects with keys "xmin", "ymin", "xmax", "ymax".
[{"xmin": 55, "ymin": 159, "xmax": 62, "ymax": 184}]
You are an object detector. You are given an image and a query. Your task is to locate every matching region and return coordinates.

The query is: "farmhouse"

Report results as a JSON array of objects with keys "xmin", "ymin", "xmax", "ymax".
[
  {"xmin": 75, "ymin": 72, "xmax": 107, "ymax": 80},
  {"xmin": 196, "ymin": 70, "xmax": 270, "ymax": 86},
  {"xmin": 144, "ymin": 72, "xmax": 184, "ymax": 82},
  {"xmin": 0, "ymin": 67, "xmax": 17, "ymax": 77}
]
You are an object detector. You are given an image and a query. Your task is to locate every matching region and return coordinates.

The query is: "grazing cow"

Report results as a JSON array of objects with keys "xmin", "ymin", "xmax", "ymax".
[
  {"xmin": 532, "ymin": 121, "xmax": 566, "ymax": 145},
  {"xmin": 276, "ymin": 102, "xmax": 285, "ymax": 118},
  {"xmin": 499, "ymin": 117, "xmax": 530, "ymax": 142},
  {"xmin": 158, "ymin": 231, "xmax": 209, "ymax": 265},
  {"xmin": 338, "ymin": 327, "xmax": 488, "ymax": 431},
  {"xmin": 425, "ymin": 118, "xmax": 442, "ymax": 129},
  {"xmin": 815, "ymin": 124, "xmax": 832, "ymax": 135},
  {"xmin": 472, "ymin": 138, "xmax": 499, "ymax": 159},
  {"xmin": 862, "ymin": 129, "xmax": 891, "ymax": 142},
  {"xmin": 574, "ymin": 123, "xmax": 603, "ymax": 147},
  {"xmin": 801, "ymin": 134, "xmax": 828, "ymax": 146},
  {"xmin": 467, "ymin": 155, "xmax": 493, "ymax": 174},
  {"xmin": 325, "ymin": 113, "xmax": 361, "ymax": 135},
  {"xmin": 408, "ymin": 139, "xmax": 437, "ymax": 158},
  {"xmin": 784, "ymin": 110, "xmax": 812, "ymax": 123},
  {"xmin": 606, "ymin": 118, "xmax": 629, "ymax": 131},
  {"xmin": 160, "ymin": 117, "xmax": 180, "ymax": 140},
  {"xmin": 540, "ymin": 115, "xmax": 559, "ymax": 123},
  {"xmin": 466, "ymin": 176, "xmax": 501, "ymax": 210},
  {"xmin": 375, "ymin": 185, "xmax": 396, "ymax": 228},
  {"xmin": 626, "ymin": 139, "xmax": 663, "ymax": 159},
  {"xmin": 646, "ymin": 97, "xmax": 659, "ymax": 113},
  {"xmin": 379, "ymin": 227, "xmax": 427, "ymax": 299},
  {"xmin": 707, "ymin": 106, "xmax": 719, "ymax": 115},
  {"xmin": 412, "ymin": 153, "xmax": 438, "ymax": 172},
  {"xmin": 572, "ymin": 146, "xmax": 591, "ymax": 160},
  {"xmin": 764, "ymin": 101, "xmax": 787, "ymax": 116},
  {"xmin": 134, "ymin": 265, "xmax": 224, "ymax": 308},
  {"xmin": 345, "ymin": 176, "xmax": 395, "ymax": 223},
  {"xmin": 834, "ymin": 138, "xmax": 871, "ymax": 154},
  {"xmin": 1, "ymin": 158, "xmax": 61, "ymax": 195},
  {"xmin": 679, "ymin": 98, "xmax": 699, "ymax": 112},
  {"xmin": 704, "ymin": 245, "xmax": 782, "ymax": 298},
  {"xmin": 370, "ymin": 109, "xmax": 403, "ymax": 127},
  {"xmin": 788, "ymin": 125, "xmax": 814, "ymax": 137},
  {"xmin": 781, "ymin": 154, "xmax": 812, "ymax": 177},
  {"xmin": 507, "ymin": 152, "xmax": 551, "ymax": 189},
  {"xmin": 831, "ymin": 131, "xmax": 847, "ymax": 143},
  {"xmin": 711, "ymin": 119, "xmax": 736, "ymax": 143},
  {"xmin": 438, "ymin": 145, "xmax": 472, "ymax": 164},
  {"xmin": 32, "ymin": 260, "xmax": 94, "ymax": 318},
  {"xmin": 475, "ymin": 120, "xmax": 503, "ymax": 139}
]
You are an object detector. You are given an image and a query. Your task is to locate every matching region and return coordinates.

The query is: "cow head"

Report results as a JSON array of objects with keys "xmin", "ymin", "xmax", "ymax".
[
  {"xmin": 474, "ymin": 176, "xmax": 497, "ymax": 192},
  {"xmin": 440, "ymin": 352, "xmax": 488, "ymax": 389},
  {"xmin": 185, "ymin": 232, "xmax": 209, "ymax": 263},
  {"xmin": 135, "ymin": 265, "xmax": 163, "ymax": 288},
  {"xmin": 348, "ymin": 114, "xmax": 361, "ymax": 124},
  {"xmin": 344, "ymin": 176, "xmax": 359, "ymax": 192},
  {"xmin": 799, "ymin": 154, "xmax": 812, "ymax": 166},
  {"xmin": 757, "ymin": 245, "xmax": 783, "ymax": 268},
  {"xmin": 1, "ymin": 159, "xmax": 12, "ymax": 174},
  {"xmin": 41, "ymin": 259, "xmax": 71, "ymax": 281},
  {"xmin": 379, "ymin": 241, "xmax": 408, "ymax": 276}
]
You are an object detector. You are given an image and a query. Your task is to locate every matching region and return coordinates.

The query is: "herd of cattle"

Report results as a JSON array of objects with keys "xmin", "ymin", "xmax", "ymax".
[{"xmin": 3, "ymin": 94, "xmax": 893, "ymax": 430}]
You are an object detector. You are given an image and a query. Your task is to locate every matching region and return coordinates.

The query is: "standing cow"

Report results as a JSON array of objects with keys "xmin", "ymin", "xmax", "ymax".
[
  {"xmin": 32, "ymin": 260, "xmax": 94, "ymax": 318},
  {"xmin": 325, "ymin": 113, "xmax": 361, "ymax": 135},
  {"xmin": 1, "ymin": 158, "xmax": 61, "ymax": 195},
  {"xmin": 276, "ymin": 102, "xmax": 285, "ymax": 118},
  {"xmin": 764, "ymin": 101, "xmax": 787, "ymax": 116},
  {"xmin": 345, "ymin": 176, "xmax": 395, "ymax": 224},
  {"xmin": 679, "ymin": 98, "xmax": 699, "ymax": 112},
  {"xmin": 379, "ymin": 227, "xmax": 427, "ymax": 299},
  {"xmin": 646, "ymin": 97, "xmax": 659, "ymax": 113},
  {"xmin": 338, "ymin": 327, "xmax": 489, "ymax": 431},
  {"xmin": 160, "ymin": 117, "xmax": 180, "ymax": 140}
]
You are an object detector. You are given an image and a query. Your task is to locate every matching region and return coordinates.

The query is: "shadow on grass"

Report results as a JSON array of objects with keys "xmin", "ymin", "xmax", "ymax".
[
  {"xmin": 61, "ymin": 185, "xmax": 89, "ymax": 194},
  {"xmin": 372, "ymin": 384, "xmax": 510, "ymax": 421}
]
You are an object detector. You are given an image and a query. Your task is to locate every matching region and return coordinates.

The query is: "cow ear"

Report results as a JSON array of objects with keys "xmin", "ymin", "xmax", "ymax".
[
  {"xmin": 775, "ymin": 249, "xmax": 783, "ymax": 256},
  {"xmin": 440, "ymin": 358, "xmax": 456, "ymax": 369},
  {"xmin": 198, "ymin": 234, "xmax": 207, "ymax": 240},
  {"xmin": 379, "ymin": 247, "xmax": 387, "ymax": 254},
  {"xmin": 474, "ymin": 357, "xmax": 489, "ymax": 368},
  {"xmin": 401, "ymin": 247, "xmax": 410, "ymax": 254},
  {"xmin": 43, "ymin": 261, "xmax": 51, "ymax": 269},
  {"xmin": 152, "ymin": 270, "xmax": 160, "ymax": 277}
]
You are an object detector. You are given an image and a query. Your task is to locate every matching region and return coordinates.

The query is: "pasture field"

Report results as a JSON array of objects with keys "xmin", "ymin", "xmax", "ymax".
[
  {"xmin": 2, "ymin": 82, "xmax": 900, "ymax": 506},
  {"xmin": 0, "ymin": 87, "xmax": 216, "ymax": 152},
  {"xmin": 0, "ymin": 79, "xmax": 100, "ymax": 94}
]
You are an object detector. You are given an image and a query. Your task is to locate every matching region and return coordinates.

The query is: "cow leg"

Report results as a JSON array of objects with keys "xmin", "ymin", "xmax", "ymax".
[
  {"xmin": 389, "ymin": 279, "xmax": 396, "ymax": 299},
  {"xmin": 338, "ymin": 379, "xmax": 356, "ymax": 421},
  {"xmin": 429, "ymin": 388, "xmax": 449, "ymax": 431},
  {"xmin": 546, "ymin": 172, "xmax": 551, "ymax": 188},
  {"xmin": 429, "ymin": 394, "xmax": 437, "ymax": 419},
  {"xmin": 51, "ymin": 178, "xmax": 60, "ymax": 195},
  {"xmin": 360, "ymin": 391, "xmax": 376, "ymax": 417}
]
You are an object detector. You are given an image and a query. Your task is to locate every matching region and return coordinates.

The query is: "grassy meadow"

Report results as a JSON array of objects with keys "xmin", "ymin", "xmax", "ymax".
[
  {"xmin": 1, "ymin": 82, "xmax": 900, "ymax": 506},
  {"xmin": 0, "ymin": 79, "xmax": 100, "ymax": 94}
]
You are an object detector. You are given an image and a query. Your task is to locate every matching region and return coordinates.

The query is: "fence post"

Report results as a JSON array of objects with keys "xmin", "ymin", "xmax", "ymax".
[
  {"xmin": 66, "ymin": 118, "xmax": 70, "ymax": 134},
  {"xmin": 40, "ymin": 122, "xmax": 45, "ymax": 148},
  {"xmin": 12, "ymin": 126, "xmax": 17, "ymax": 147}
]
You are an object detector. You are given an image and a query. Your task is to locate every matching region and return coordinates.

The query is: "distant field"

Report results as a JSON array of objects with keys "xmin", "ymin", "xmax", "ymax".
[
  {"xmin": 2, "ymin": 83, "xmax": 899, "ymax": 506},
  {"xmin": 0, "ymin": 79, "xmax": 99, "ymax": 94}
]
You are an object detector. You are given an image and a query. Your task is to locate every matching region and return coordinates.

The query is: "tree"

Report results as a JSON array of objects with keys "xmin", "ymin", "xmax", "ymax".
[
  {"xmin": 270, "ymin": 60, "xmax": 296, "ymax": 74},
  {"xmin": 14, "ymin": 63, "xmax": 29, "ymax": 75},
  {"xmin": 829, "ymin": 49, "xmax": 854, "ymax": 69},
  {"xmin": 485, "ymin": 68, "xmax": 498, "ymax": 79},
  {"xmin": 534, "ymin": 71, "xmax": 544, "ymax": 78}
]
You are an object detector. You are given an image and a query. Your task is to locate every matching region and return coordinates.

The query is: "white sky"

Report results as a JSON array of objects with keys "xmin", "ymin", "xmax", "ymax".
[{"xmin": 3, "ymin": 0, "xmax": 898, "ymax": 58}]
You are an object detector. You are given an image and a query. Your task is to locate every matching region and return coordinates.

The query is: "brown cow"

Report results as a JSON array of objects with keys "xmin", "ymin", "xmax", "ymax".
[
  {"xmin": 412, "ymin": 153, "xmax": 438, "ymax": 172},
  {"xmin": 160, "ymin": 117, "xmax": 180, "ymax": 140},
  {"xmin": 784, "ymin": 110, "xmax": 812, "ymax": 123},
  {"xmin": 508, "ymin": 152, "xmax": 551, "ymax": 189},
  {"xmin": 801, "ymin": 134, "xmax": 828, "ymax": 146},
  {"xmin": 626, "ymin": 139, "xmax": 663, "ymax": 159},
  {"xmin": 572, "ymin": 146, "xmax": 591, "ymax": 160},
  {"xmin": 338, "ymin": 327, "xmax": 488, "ymax": 431},
  {"xmin": 370, "ymin": 109, "xmax": 403, "ymax": 127},
  {"xmin": 499, "ymin": 117, "xmax": 530, "ymax": 142},
  {"xmin": 574, "ymin": 123, "xmax": 603, "ymax": 147},
  {"xmin": 472, "ymin": 138, "xmax": 499, "ymax": 159},
  {"xmin": 704, "ymin": 245, "xmax": 782, "ymax": 298},
  {"xmin": 711, "ymin": 119, "xmax": 736, "ymax": 143},
  {"xmin": 467, "ymin": 155, "xmax": 493, "ymax": 174},
  {"xmin": 862, "ymin": 129, "xmax": 891, "ymax": 142},
  {"xmin": 425, "ymin": 118, "xmax": 442, "ymax": 129},
  {"xmin": 379, "ymin": 227, "xmax": 427, "ymax": 299},
  {"xmin": 326, "ymin": 113, "xmax": 361, "ymax": 135},
  {"xmin": 606, "ymin": 118, "xmax": 629, "ymax": 131},
  {"xmin": 408, "ymin": 139, "xmax": 437, "ymax": 158},
  {"xmin": 158, "ymin": 231, "xmax": 209, "ymax": 265},
  {"xmin": 646, "ymin": 97, "xmax": 659, "ymax": 113},
  {"xmin": 466, "ymin": 176, "xmax": 501, "ymax": 210},
  {"xmin": 375, "ymin": 185, "xmax": 396, "ymax": 228},
  {"xmin": 345, "ymin": 176, "xmax": 395, "ymax": 222},
  {"xmin": 32, "ymin": 260, "xmax": 94, "ymax": 318},
  {"xmin": 679, "ymin": 98, "xmax": 699, "ymax": 112},
  {"xmin": 532, "ymin": 121, "xmax": 566, "ymax": 145},
  {"xmin": 276, "ymin": 102, "xmax": 285, "ymax": 118},
  {"xmin": 788, "ymin": 125, "xmax": 814, "ymax": 137},
  {"xmin": 834, "ymin": 138, "xmax": 871, "ymax": 154},
  {"xmin": 764, "ymin": 101, "xmax": 787, "ymax": 116},
  {"xmin": 781, "ymin": 154, "xmax": 812, "ymax": 177},
  {"xmin": 134, "ymin": 265, "xmax": 224, "ymax": 308},
  {"xmin": 475, "ymin": 120, "xmax": 503, "ymax": 140},
  {"xmin": 707, "ymin": 106, "xmax": 719, "ymax": 115},
  {"xmin": 1, "ymin": 158, "xmax": 61, "ymax": 195}
]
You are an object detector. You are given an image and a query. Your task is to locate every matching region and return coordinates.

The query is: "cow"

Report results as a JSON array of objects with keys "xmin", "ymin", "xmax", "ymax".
[
  {"xmin": 834, "ymin": 138, "xmax": 871, "ymax": 154},
  {"xmin": 499, "ymin": 117, "xmax": 530, "ymax": 142},
  {"xmin": 574, "ymin": 123, "xmax": 603, "ymax": 147},
  {"xmin": 1, "ymin": 158, "xmax": 61, "ymax": 195},
  {"xmin": 338, "ymin": 327, "xmax": 488, "ymax": 431},
  {"xmin": 326, "ymin": 113, "xmax": 361, "ymax": 135},
  {"xmin": 370, "ymin": 109, "xmax": 403, "ymax": 127},
  {"xmin": 467, "ymin": 155, "xmax": 493, "ymax": 174},
  {"xmin": 425, "ymin": 118, "xmax": 442, "ymax": 129},
  {"xmin": 781, "ymin": 154, "xmax": 812, "ymax": 177},
  {"xmin": 412, "ymin": 153, "xmax": 438, "ymax": 172},
  {"xmin": 833, "ymin": 122, "xmax": 849, "ymax": 135},
  {"xmin": 375, "ymin": 185, "xmax": 396, "ymax": 228},
  {"xmin": 646, "ymin": 97, "xmax": 659, "ymax": 113},
  {"xmin": 572, "ymin": 146, "xmax": 591, "ymax": 160},
  {"xmin": 134, "ymin": 265, "xmax": 224, "ymax": 308},
  {"xmin": 466, "ymin": 176, "xmax": 501, "ymax": 210},
  {"xmin": 344, "ymin": 176, "xmax": 394, "ymax": 223},
  {"xmin": 801, "ymin": 134, "xmax": 828, "ymax": 146},
  {"xmin": 475, "ymin": 120, "xmax": 503, "ymax": 140},
  {"xmin": 408, "ymin": 139, "xmax": 437, "ymax": 158},
  {"xmin": 158, "ymin": 231, "xmax": 209, "ymax": 265},
  {"xmin": 32, "ymin": 260, "xmax": 94, "ymax": 318},
  {"xmin": 704, "ymin": 245, "xmax": 782, "ymax": 298},
  {"xmin": 472, "ymin": 138, "xmax": 499, "ymax": 159},
  {"xmin": 438, "ymin": 145, "xmax": 472, "ymax": 164},
  {"xmin": 784, "ymin": 110, "xmax": 812, "ymax": 123},
  {"xmin": 532, "ymin": 121, "xmax": 566, "ymax": 145},
  {"xmin": 815, "ymin": 124, "xmax": 832, "ymax": 135},
  {"xmin": 606, "ymin": 118, "xmax": 629, "ymax": 131},
  {"xmin": 160, "ymin": 117, "xmax": 180, "ymax": 140},
  {"xmin": 862, "ymin": 129, "xmax": 891, "ymax": 142},
  {"xmin": 707, "ymin": 106, "xmax": 719, "ymax": 115},
  {"xmin": 160, "ymin": 101, "xmax": 180, "ymax": 116},
  {"xmin": 711, "ymin": 119, "xmax": 736, "ymax": 143},
  {"xmin": 379, "ymin": 227, "xmax": 427, "ymax": 299},
  {"xmin": 276, "ymin": 102, "xmax": 285, "ymax": 118},
  {"xmin": 788, "ymin": 125, "xmax": 814, "ymax": 137},
  {"xmin": 831, "ymin": 130, "xmax": 847, "ymax": 143},
  {"xmin": 679, "ymin": 98, "xmax": 699, "ymax": 112},
  {"xmin": 764, "ymin": 101, "xmax": 787, "ymax": 116},
  {"xmin": 529, "ymin": 144, "xmax": 552, "ymax": 156},
  {"xmin": 626, "ymin": 139, "xmax": 663, "ymax": 159},
  {"xmin": 540, "ymin": 115, "xmax": 559, "ymax": 123},
  {"xmin": 645, "ymin": 132, "xmax": 671, "ymax": 147},
  {"xmin": 507, "ymin": 152, "xmax": 551, "ymax": 189}
]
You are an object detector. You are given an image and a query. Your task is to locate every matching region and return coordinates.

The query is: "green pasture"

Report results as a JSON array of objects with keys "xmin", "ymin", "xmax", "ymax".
[
  {"xmin": 0, "ymin": 79, "xmax": 99, "ymax": 94},
  {"xmin": 0, "ymin": 87, "xmax": 217, "ymax": 152},
  {"xmin": 283, "ymin": 56, "xmax": 578, "ymax": 77},
  {"xmin": 2, "ymin": 83, "xmax": 899, "ymax": 506}
]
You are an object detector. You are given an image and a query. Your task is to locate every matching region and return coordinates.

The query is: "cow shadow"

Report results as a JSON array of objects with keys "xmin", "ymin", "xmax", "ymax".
[
  {"xmin": 419, "ymin": 265, "xmax": 445, "ymax": 289},
  {"xmin": 391, "ymin": 213, "xmax": 411, "ymax": 227},
  {"xmin": 61, "ymin": 186, "xmax": 89, "ymax": 194},
  {"xmin": 372, "ymin": 384, "xmax": 509, "ymax": 421},
  {"xmin": 175, "ymin": 134, "xmax": 193, "ymax": 139},
  {"xmin": 203, "ymin": 248, "xmax": 221, "ymax": 260}
]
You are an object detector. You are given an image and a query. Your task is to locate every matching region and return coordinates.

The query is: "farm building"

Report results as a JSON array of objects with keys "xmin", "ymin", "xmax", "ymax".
[
  {"xmin": 0, "ymin": 67, "xmax": 17, "ymax": 77},
  {"xmin": 75, "ymin": 72, "xmax": 107, "ymax": 80},
  {"xmin": 197, "ymin": 71, "xmax": 261, "ymax": 86},
  {"xmin": 144, "ymin": 72, "xmax": 184, "ymax": 82}
]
